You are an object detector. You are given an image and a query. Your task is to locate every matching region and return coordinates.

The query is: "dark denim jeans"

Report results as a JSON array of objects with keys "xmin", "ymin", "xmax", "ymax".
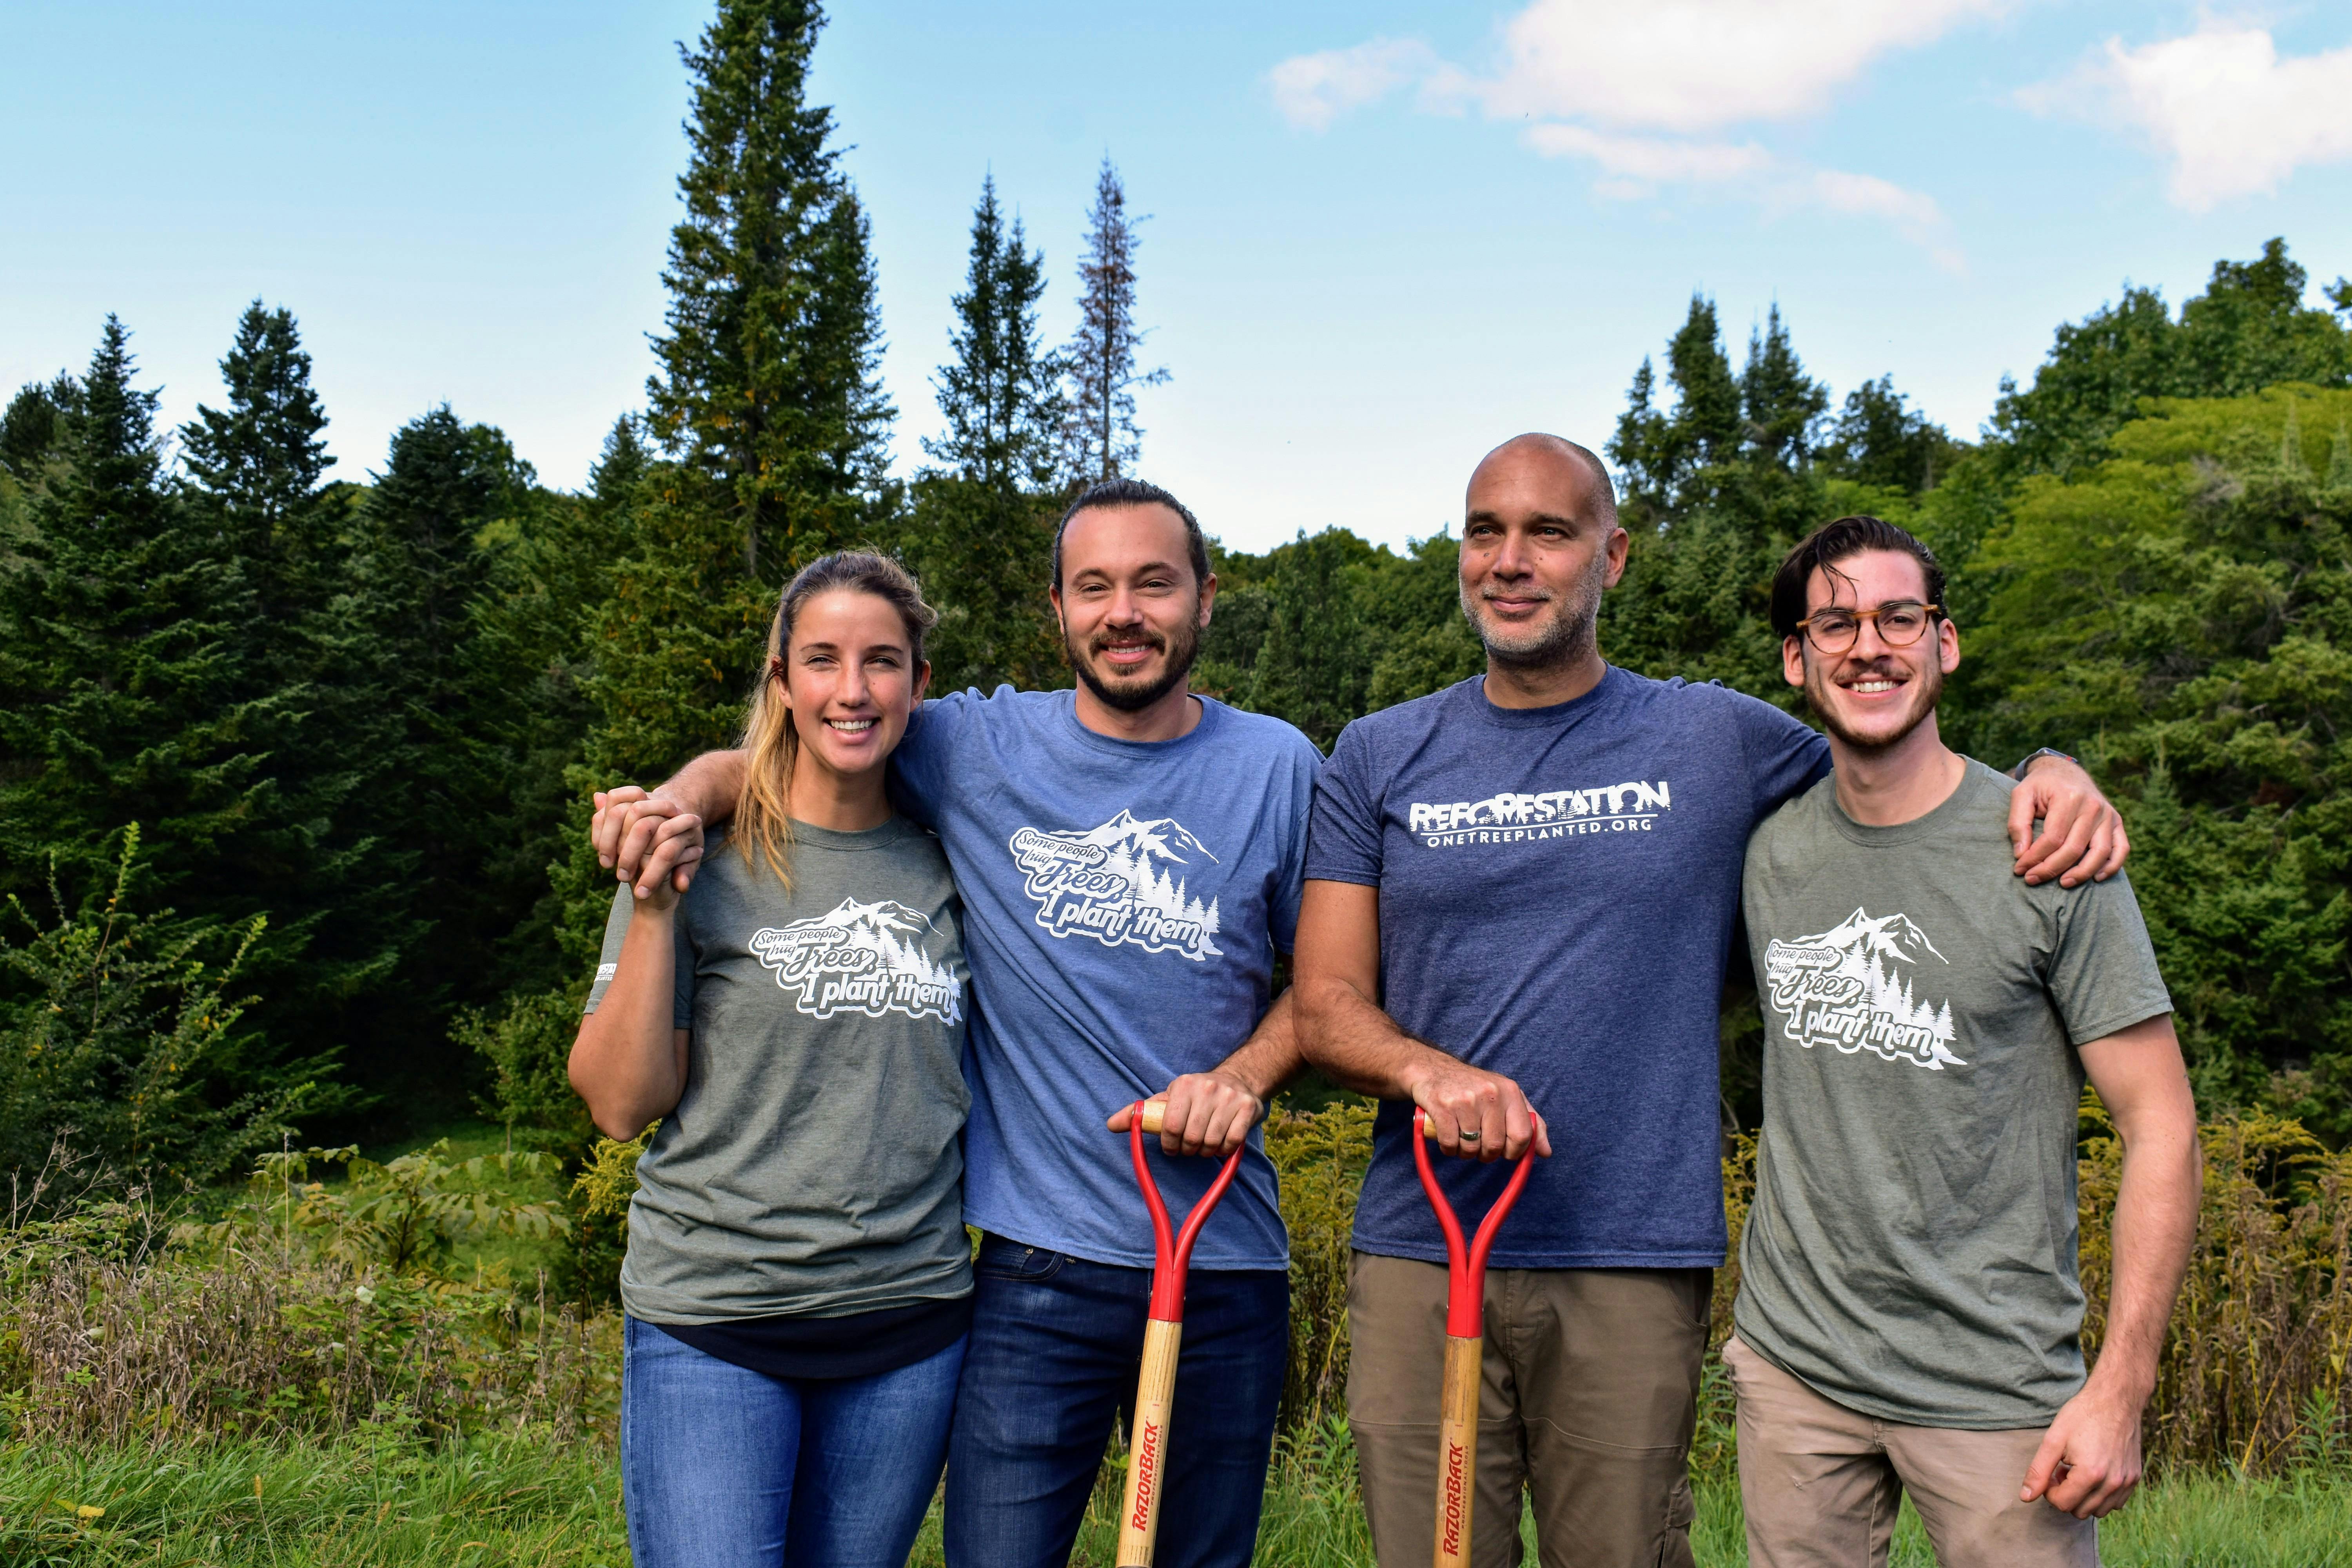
[
  {"xmin": 944, "ymin": 1232, "xmax": 1288, "ymax": 1568},
  {"xmin": 621, "ymin": 1315, "xmax": 965, "ymax": 1568}
]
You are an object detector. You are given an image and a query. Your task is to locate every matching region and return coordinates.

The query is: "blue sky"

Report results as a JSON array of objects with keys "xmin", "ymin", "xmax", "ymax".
[{"xmin": 6, "ymin": 1, "xmax": 2350, "ymax": 552}]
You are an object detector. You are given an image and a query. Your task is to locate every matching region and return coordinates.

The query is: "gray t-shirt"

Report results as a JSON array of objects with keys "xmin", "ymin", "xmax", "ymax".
[
  {"xmin": 1734, "ymin": 759, "xmax": 2171, "ymax": 1428},
  {"xmin": 583, "ymin": 816, "xmax": 972, "ymax": 1325}
]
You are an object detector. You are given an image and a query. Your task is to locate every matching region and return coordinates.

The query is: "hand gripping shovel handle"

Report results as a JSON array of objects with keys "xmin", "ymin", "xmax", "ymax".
[
  {"xmin": 1117, "ymin": 1101, "xmax": 1244, "ymax": 1568},
  {"xmin": 1414, "ymin": 1108, "xmax": 1540, "ymax": 1568}
]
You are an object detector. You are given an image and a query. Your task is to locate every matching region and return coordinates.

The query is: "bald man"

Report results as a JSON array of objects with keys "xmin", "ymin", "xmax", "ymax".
[{"xmin": 1292, "ymin": 435, "xmax": 2130, "ymax": 1568}]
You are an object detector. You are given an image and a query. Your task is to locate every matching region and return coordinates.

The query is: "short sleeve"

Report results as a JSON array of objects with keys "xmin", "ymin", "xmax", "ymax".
[
  {"xmin": 1728, "ymin": 688, "xmax": 1831, "ymax": 824},
  {"xmin": 579, "ymin": 884, "xmax": 697, "ymax": 1031},
  {"xmin": 2044, "ymin": 871, "xmax": 2173, "ymax": 1046},
  {"xmin": 1305, "ymin": 717, "xmax": 1385, "ymax": 887},
  {"xmin": 888, "ymin": 687, "xmax": 989, "ymax": 829},
  {"xmin": 1269, "ymin": 736, "xmax": 1322, "ymax": 952},
  {"xmin": 581, "ymin": 887, "xmax": 633, "ymax": 1014}
]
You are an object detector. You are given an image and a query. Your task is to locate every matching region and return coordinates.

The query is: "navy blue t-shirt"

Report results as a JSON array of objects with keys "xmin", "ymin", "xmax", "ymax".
[
  {"xmin": 890, "ymin": 687, "xmax": 1323, "ymax": 1271},
  {"xmin": 1307, "ymin": 668, "xmax": 1829, "ymax": 1269}
]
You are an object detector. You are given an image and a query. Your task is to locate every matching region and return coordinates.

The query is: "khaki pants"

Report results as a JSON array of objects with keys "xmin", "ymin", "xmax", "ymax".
[
  {"xmin": 1724, "ymin": 1336, "xmax": 2098, "ymax": 1568},
  {"xmin": 1347, "ymin": 1251, "xmax": 1710, "ymax": 1568}
]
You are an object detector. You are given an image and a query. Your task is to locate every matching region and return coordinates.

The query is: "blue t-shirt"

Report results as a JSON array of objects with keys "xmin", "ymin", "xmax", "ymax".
[
  {"xmin": 1306, "ymin": 668, "xmax": 1829, "ymax": 1269},
  {"xmin": 890, "ymin": 687, "xmax": 1323, "ymax": 1271}
]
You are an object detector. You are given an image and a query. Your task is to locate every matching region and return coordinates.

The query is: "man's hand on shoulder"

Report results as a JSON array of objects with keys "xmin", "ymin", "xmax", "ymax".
[
  {"xmin": 592, "ymin": 787, "xmax": 705, "ymax": 900},
  {"xmin": 2009, "ymin": 755, "xmax": 2130, "ymax": 888},
  {"xmin": 1107, "ymin": 1071, "xmax": 1265, "ymax": 1158},
  {"xmin": 2021, "ymin": 1376, "xmax": 2145, "ymax": 1519}
]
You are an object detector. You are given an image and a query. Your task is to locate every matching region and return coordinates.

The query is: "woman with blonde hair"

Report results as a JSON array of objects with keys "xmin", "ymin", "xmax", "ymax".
[{"xmin": 570, "ymin": 550, "xmax": 971, "ymax": 1568}]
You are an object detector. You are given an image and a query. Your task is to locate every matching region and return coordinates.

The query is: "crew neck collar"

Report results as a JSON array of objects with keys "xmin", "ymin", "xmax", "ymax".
[
  {"xmin": 782, "ymin": 815, "xmax": 916, "ymax": 851},
  {"xmin": 1824, "ymin": 757, "xmax": 2000, "ymax": 848},
  {"xmin": 1470, "ymin": 664, "xmax": 1624, "ymax": 729},
  {"xmin": 1055, "ymin": 688, "xmax": 1227, "ymax": 757}
]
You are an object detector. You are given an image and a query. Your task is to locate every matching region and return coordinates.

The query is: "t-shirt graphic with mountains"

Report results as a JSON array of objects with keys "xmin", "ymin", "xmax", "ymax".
[
  {"xmin": 1762, "ymin": 906, "xmax": 1966, "ymax": 1070},
  {"xmin": 1005, "ymin": 809, "xmax": 1225, "ymax": 962},
  {"xmin": 748, "ymin": 897, "xmax": 964, "ymax": 1022}
]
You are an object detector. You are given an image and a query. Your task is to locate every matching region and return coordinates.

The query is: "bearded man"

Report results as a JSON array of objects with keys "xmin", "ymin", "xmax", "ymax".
[
  {"xmin": 595, "ymin": 477, "xmax": 1321, "ymax": 1568},
  {"xmin": 1292, "ymin": 437, "xmax": 2132, "ymax": 1568}
]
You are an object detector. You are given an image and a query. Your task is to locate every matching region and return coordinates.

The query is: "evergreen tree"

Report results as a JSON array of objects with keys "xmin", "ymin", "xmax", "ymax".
[
  {"xmin": 1821, "ymin": 375, "xmax": 1959, "ymax": 494},
  {"xmin": 180, "ymin": 303, "xmax": 337, "ymax": 631},
  {"xmin": 0, "ymin": 318, "xmax": 261, "ymax": 904},
  {"xmin": 912, "ymin": 175, "xmax": 1068, "ymax": 693},
  {"xmin": 1245, "ymin": 528, "xmax": 1378, "ymax": 748},
  {"xmin": 646, "ymin": 0, "xmax": 893, "ymax": 577},
  {"xmin": 1063, "ymin": 157, "xmax": 1167, "ymax": 479},
  {"xmin": 0, "ymin": 374, "xmax": 80, "ymax": 484}
]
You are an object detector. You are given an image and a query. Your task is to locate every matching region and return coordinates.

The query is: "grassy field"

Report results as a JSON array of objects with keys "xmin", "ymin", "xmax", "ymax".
[{"xmin": 12, "ymin": 1434, "xmax": 2351, "ymax": 1567}]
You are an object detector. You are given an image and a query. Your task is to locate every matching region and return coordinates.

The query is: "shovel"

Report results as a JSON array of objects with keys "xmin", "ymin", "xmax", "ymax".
[
  {"xmin": 1413, "ymin": 1108, "xmax": 1541, "ymax": 1568},
  {"xmin": 1113, "ymin": 1098, "xmax": 1245, "ymax": 1568}
]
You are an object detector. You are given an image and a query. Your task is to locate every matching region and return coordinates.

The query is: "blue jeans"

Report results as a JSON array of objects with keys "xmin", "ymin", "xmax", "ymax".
[
  {"xmin": 944, "ymin": 1233, "xmax": 1287, "ymax": 1568},
  {"xmin": 621, "ymin": 1315, "xmax": 965, "ymax": 1568}
]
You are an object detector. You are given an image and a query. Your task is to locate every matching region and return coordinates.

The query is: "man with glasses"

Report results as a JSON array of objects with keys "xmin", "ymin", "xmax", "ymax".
[
  {"xmin": 1294, "ymin": 439, "xmax": 2132, "ymax": 1568},
  {"xmin": 1724, "ymin": 514, "xmax": 2199, "ymax": 1566}
]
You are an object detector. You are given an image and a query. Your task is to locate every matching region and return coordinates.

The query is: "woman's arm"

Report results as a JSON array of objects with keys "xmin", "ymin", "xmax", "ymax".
[{"xmin": 569, "ymin": 888, "xmax": 693, "ymax": 1140}]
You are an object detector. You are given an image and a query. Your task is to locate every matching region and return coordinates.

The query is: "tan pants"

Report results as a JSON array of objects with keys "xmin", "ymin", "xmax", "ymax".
[
  {"xmin": 1346, "ymin": 1251, "xmax": 1710, "ymax": 1568},
  {"xmin": 1724, "ymin": 1336, "xmax": 2098, "ymax": 1568}
]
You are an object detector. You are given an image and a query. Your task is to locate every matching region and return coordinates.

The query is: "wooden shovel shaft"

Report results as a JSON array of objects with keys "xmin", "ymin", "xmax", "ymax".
[
  {"xmin": 1117, "ymin": 1317, "xmax": 1184, "ymax": 1568},
  {"xmin": 1434, "ymin": 1332, "xmax": 1481, "ymax": 1568}
]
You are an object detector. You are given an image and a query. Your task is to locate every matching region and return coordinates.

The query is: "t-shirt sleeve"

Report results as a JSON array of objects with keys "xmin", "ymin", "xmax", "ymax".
[
  {"xmin": 1730, "ymin": 689, "xmax": 1831, "ymax": 821},
  {"xmin": 580, "ymin": 884, "xmax": 697, "ymax": 1031},
  {"xmin": 582, "ymin": 886, "xmax": 633, "ymax": 1014},
  {"xmin": 1269, "ymin": 734, "xmax": 1322, "ymax": 953},
  {"xmin": 2043, "ymin": 870, "xmax": 2173, "ymax": 1046},
  {"xmin": 887, "ymin": 688, "xmax": 984, "ymax": 829},
  {"xmin": 1305, "ymin": 717, "xmax": 1384, "ymax": 887}
]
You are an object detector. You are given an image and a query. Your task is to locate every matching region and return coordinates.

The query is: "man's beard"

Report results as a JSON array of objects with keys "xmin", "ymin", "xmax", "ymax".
[
  {"xmin": 1067, "ymin": 612, "xmax": 1202, "ymax": 713},
  {"xmin": 1460, "ymin": 550, "xmax": 1608, "ymax": 671},
  {"xmin": 1805, "ymin": 656, "xmax": 1944, "ymax": 754}
]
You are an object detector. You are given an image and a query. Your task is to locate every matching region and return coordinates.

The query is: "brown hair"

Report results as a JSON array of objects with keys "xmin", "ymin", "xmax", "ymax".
[
  {"xmin": 1768, "ymin": 514, "xmax": 1947, "ymax": 641},
  {"xmin": 735, "ymin": 550, "xmax": 938, "ymax": 889}
]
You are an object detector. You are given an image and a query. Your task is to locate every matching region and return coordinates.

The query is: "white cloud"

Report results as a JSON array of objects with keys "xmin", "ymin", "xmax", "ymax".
[
  {"xmin": 1267, "ymin": 0, "xmax": 1994, "ymax": 265},
  {"xmin": 1268, "ymin": 38, "xmax": 1437, "ymax": 132},
  {"xmin": 2026, "ymin": 22, "xmax": 2352, "ymax": 210},
  {"xmin": 1521, "ymin": 125, "xmax": 1772, "ymax": 183},
  {"xmin": 1477, "ymin": 0, "xmax": 2008, "ymax": 133}
]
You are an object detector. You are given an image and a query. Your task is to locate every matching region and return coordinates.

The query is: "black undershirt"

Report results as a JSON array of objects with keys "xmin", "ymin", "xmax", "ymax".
[{"xmin": 657, "ymin": 1294, "xmax": 972, "ymax": 1382}]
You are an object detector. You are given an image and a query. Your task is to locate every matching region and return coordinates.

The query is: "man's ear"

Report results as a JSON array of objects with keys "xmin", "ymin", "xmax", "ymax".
[
  {"xmin": 1196, "ymin": 570, "xmax": 1218, "ymax": 627},
  {"xmin": 1782, "ymin": 634, "xmax": 1806, "ymax": 689},
  {"xmin": 1938, "ymin": 617, "xmax": 1961, "ymax": 675},
  {"xmin": 1049, "ymin": 583, "xmax": 1066, "ymax": 635},
  {"xmin": 1602, "ymin": 526, "xmax": 1630, "ymax": 589}
]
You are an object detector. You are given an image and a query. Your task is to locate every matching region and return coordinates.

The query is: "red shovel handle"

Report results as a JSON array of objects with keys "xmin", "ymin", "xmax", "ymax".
[
  {"xmin": 1412, "ymin": 1109, "xmax": 1540, "ymax": 1337},
  {"xmin": 1129, "ymin": 1103, "xmax": 1244, "ymax": 1323}
]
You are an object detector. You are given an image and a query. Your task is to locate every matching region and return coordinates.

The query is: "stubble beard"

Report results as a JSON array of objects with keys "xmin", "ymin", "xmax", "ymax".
[
  {"xmin": 1806, "ymin": 656, "xmax": 1945, "ymax": 756},
  {"xmin": 1067, "ymin": 608, "xmax": 1202, "ymax": 713},
  {"xmin": 1461, "ymin": 550, "xmax": 1609, "ymax": 673}
]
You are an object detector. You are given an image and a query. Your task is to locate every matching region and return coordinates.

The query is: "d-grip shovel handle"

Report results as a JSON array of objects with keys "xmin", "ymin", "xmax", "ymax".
[
  {"xmin": 1414, "ymin": 1108, "xmax": 1539, "ymax": 1568},
  {"xmin": 1117, "ymin": 1102, "xmax": 1244, "ymax": 1568}
]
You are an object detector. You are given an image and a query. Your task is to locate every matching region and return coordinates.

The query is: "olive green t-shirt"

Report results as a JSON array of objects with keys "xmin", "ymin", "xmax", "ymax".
[
  {"xmin": 583, "ymin": 817, "xmax": 972, "ymax": 1326},
  {"xmin": 1733, "ymin": 760, "xmax": 2171, "ymax": 1428}
]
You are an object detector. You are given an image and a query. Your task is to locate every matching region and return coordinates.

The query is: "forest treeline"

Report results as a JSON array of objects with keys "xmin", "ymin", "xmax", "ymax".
[{"xmin": 5, "ymin": 0, "xmax": 2352, "ymax": 1205}]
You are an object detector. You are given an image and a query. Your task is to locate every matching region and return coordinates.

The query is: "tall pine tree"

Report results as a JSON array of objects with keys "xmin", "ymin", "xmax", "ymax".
[
  {"xmin": 911, "ymin": 174, "xmax": 1068, "ymax": 692},
  {"xmin": 1063, "ymin": 158, "xmax": 1167, "ymax": 480},
  {"xmin": 0, "ymin": 318, "xmax": 260, "ymax": 903},
  {"xmin": 646, "ymin": 0, "xmax": 893, "ymax": 577}
]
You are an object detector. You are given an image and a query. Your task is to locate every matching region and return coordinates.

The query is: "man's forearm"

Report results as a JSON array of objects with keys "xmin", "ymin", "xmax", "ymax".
[
  {"xmin": 1210, "ymin": 987, "xmax": 1304, "ymax": 1103},
  {"xmin": 2093, "ymin": 1120, "xmax": 2202, "ymax": 1396},
  {"xmin": 1297, "ymin": 976, "xmax": 1448, "ymax": 1100},
  {"xmin": 661, "ymin": 748, "xmax": 748, "ymax": 821}
]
